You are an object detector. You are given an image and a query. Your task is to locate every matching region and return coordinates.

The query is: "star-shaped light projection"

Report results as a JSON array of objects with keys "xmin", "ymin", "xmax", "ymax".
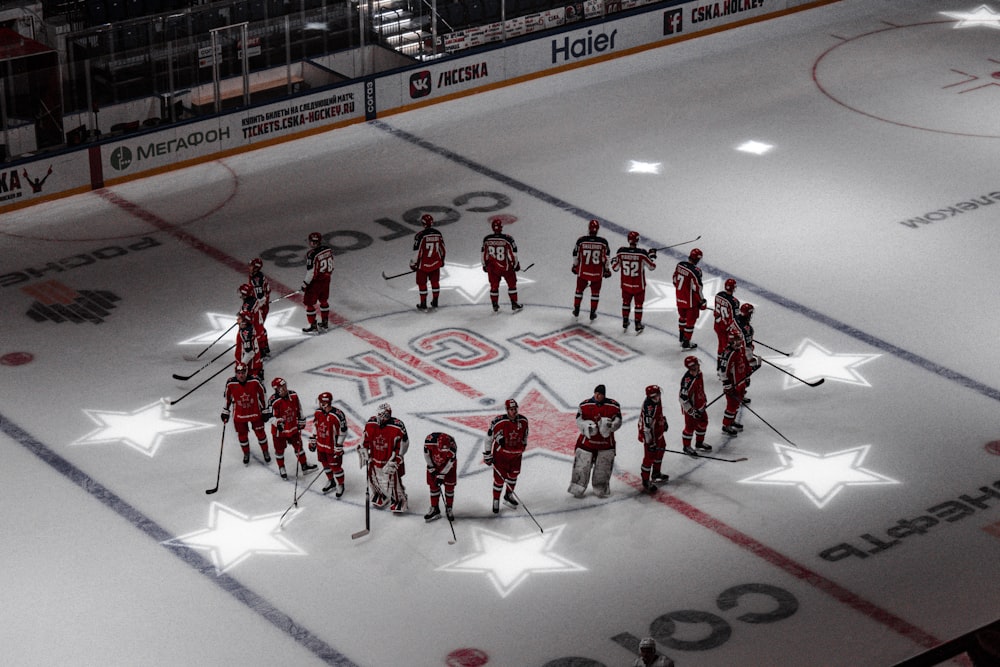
[
  {"xmin": 764, "ymin": 339, "xmax": 880, "ymax": 389},
  {"xmin": 437, "ymin": 524, "xmax": 586, "ymax": 597},
  {"xmin": 409, "ymin": 262, "xmax": 535, "ymax": 304},
  {"xmin": 740, "ymin": 444, "xmax": 898, "ymax": 508},
  {"xmin": 163, "ymin": 502, "xmax": 306, "ymax": 575},
  {"xmin": 627, "ymin": 160, "xmax": 662, "ymax": 174},
  {"xmin": 941, "ymin": 5, "xmax": 1000, "ymax": 29},
  {"xmin": 642, "ymin": 277, "xmax": 721, "ymax": 322},
  {"xmin": 736, "ymin": 140, "xmax": 774, "ymax": 155},
  {"xmin": 71, "ymin": 401, "xmax": 213, "ymax": 457},
  {"xmin": 178, "ymin": 307, "xmax": 305, "ymax": 346}
]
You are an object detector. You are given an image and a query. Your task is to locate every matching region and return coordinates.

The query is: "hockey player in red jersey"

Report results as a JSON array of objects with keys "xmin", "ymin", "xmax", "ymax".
[
  {"xmin": 736, "ymin": 302, "xmax": 760, "ymax": 404},
  {"xmin": 485, "ymin": 398, "xmax": 530, "ymax": 514},
  {"xmin": 360, "ymin": 403, "xmax": 409, "ymax": 512},
  {"xmin": 719, "ymin": 330, "xmax": 755, "ymax": 437},
  {"xmin": 679, "ymin": 355, "xmax": 711, "ymax": 455},
  {"xmin": 611, "ymin": 231, "xmax": 656, "ymax": 334},
  {"xmin": 571, "ymin": 219, "xmax": 612, "ymax": 321},
  {"xmin": 569, "ymin": 384, "xmax": 622, "ymax": 498},
  {"xmin": 235, "ymin": 312, "xmax": 264, "ymax": 381},
  {"xmin": 673, "ymin": 248, "xmax": 706, "ymax": 349},
  {"xmin": 248, "ymin": 257, "xmax": 272, "ymax": 322},
  {"xmin": 222, "ymin": 362, "xmax": 271, "ymax": 465},
  {"xmin": 411, "ymin": 214, "xmax": 446, "ymax": 310},
  {"xmin": 714, "ymin": 278, "xmax": 741, "ymax": 368},
  {"xmin": 309, "ymin": 391, "xmax": 349, "ymax": 496},
  {"xmin": 423, "ymin": 432, "xmax": 458, "ymax": 522},
  {"xmin": 239, "ymin": 282, "xmax": 270, "ymax": 358},
  {"xmin": 301, "ymin": 231, "xmax": 334, "ymax": 334},
  {"xmin": 267, "ymin": 378, "xmax": 318, "ymax": 480},
  {"xmin": 638, "ymin": 385, "xmax": 669, "ymax": 492},
  {"xmin": 481, "ymin": 217, "xmax": 523, "ymax": 313}
]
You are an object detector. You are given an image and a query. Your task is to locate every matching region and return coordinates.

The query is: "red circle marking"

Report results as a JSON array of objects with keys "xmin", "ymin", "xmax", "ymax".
[
  {"xmin": 445, "ymin": 648, "xmax": 489, "ymax": 667},
  {"xmin": 985, "ymin": 441, "xmax": 1000, "ymax": 456},
  {"xmin": 0, "ymin": 352, "xmax": 34, "ymax": 366}
]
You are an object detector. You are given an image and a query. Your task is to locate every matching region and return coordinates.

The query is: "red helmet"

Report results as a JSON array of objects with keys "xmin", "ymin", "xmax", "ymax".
[
  {"xmin": 491, "ymin": 217, "xmax": 503, "ymax": 234},
  {"xmin": 235, "ymin": 362, "xmax": 248, "ymax": 374},
  {"xmin": 689, "ymin": 248, "xmax": 703, "ymax": 262},
  {"xmin": 421, "ymin": 214, "xmax": 434, "ymax": 227},
  {"xmin": 308, "ymin": 232, "xmax": 322, "ymax": 246},
  {"xmin": 249, "ymin": 257, "xmax": 263, "ymax": 272},
  {"xmin": 505, "ymin": 398, "xmax": 518, "ymax": 412},
  {"xmin": 318, "ymin": 391, "xmax": 332, "ymax": 404},
  {"xmin": 739, "ymin": 303, "xmax": 755, "ymax": 319},
  {"xmin": 684, "ymin": 355, "xmax": 700, "ymax": 371},
  {"xmin": 271, "ymin": 377, "xmax": 286, "ymax": 390},
  {"xmin": 627, "ymin": 231, "xmax": 640, "ymax": 245},
  {"xmin": 725, "ymin": 278, "xmax": 737, "ymax": 293},
  {"xmin": 645, "ymin": 384, "xmax": 661, "ymax": 397},
  {"xmin": 238, "ymin": 283, "xmax": 253, "ymax": 297},
  {"xmin": 588, "ymin": 219, "xmax": 600, "ymax": 235}
]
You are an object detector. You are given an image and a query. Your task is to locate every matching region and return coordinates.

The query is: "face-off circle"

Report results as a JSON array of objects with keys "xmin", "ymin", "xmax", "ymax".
[
  {"xmin": 445, "ymin": 648, "xmax": 489, "ymax": 667},
  {"xmin": 1, "ymin": 352, "xmax": 34, "ymax": 366}
]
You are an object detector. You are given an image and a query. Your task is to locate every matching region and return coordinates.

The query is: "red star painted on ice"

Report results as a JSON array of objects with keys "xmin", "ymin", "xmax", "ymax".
[{"xmin": 422, "ymin": 380, "xmax": 584, "ymax": 460}]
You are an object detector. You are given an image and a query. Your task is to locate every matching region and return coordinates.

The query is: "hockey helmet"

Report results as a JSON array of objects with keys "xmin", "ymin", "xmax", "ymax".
[
  {"xmin": 235, "ymin": 362, "xmax": 248, "ymax": 374},
  {"xmin": 505, "ymin": 398, "xmax": 518, "ymax": 413},
  {"xmin": 588, "ymin": 219, "xmax": 600, "ymax": 235},
  {"xmin": 724, "ymin": 278, "xmax": 737, "ymax": 292},
  {"xmin": 238, "ymin": 283, "xmax": 254, "ymax": 297},
  {"xmin": 627, "ymin": 231, "xmax": 640, "ymax": 245},
  {"xmin": 271, "ymin": 377, "xmax": 286, "ymax": 390},
  {"xmin": 318, "ymin": 391, "xmax": 332, "ymax": 405},
  {"xmin": 645, "ymin": 384, "xmax": 661, "ymax": 398},
  {"xmin": 639, "ymin": 637, "xmax": 657, "ymax": 652},
  {"xmin": 249, "ymin": 257, "xmax": 263, "ymax": 272},
  {"xmin": 377, "ymin": 402, "xmax": 392, "ymax": 422},
  {"xmin": 684, "ymin": 355, "xmax": 700, "ymax": 371},
  {"xmin": 689, "ymin": 248, "xmax": 703, "ymax": 262},
  {"xmin": 308, "ymin": 232, "xmax": 322, "ymax": 246},
  {"xmin": 491, "ymin": 217, "xmax": 503, "ymax": 233},
  {"xmin": 740, "ymin": 302, "xmax": 755, "ymax": 319},
  {"xmin": 421, "ymin": 213, "xmax": 435, "ymax": 227}
]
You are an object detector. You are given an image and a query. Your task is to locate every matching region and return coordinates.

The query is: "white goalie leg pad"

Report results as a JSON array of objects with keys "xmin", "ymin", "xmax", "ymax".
[
  {"xmin": 369, "ymin": 466, "xmax": 389, "ymax": 504},
  {"xmin": 591, "ymin": 449, "xmax": 616, "ymax": 497},
  {"xmin": 568, "ymin": 449, "xmax": 594, "ymax": 497},
  {"xmin": 389, "ymin": 473, "xmax": 408, "ymax": 512}
]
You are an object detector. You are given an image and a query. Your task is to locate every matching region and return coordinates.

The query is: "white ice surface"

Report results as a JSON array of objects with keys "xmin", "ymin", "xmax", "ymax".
[{"xmin": 2, "ymin": 1, "xmax": 999, "ymax": 665}]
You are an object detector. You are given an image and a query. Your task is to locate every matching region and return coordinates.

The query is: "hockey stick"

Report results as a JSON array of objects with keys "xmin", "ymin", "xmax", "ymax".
[
  {"xmin": 382, "ymin": 268, "xmax": 416, "ymax": 280},
  {"xmin": 279, "ymin": 466, "xmax": 325, "ymax": 529},
  {"xmin": 163, "ymin": 360, "xmax": 235, "ymax": 406},
  {"xmin": 661, "ymin": 448, "xmax": 747, "ymax": 463},
  {"xmin": 760, "ymin": 357, "xmax": 824, "ymax": 387},
  {"xmin": 174, "ymin": 343, "xmax": 237, "ymax": 381},
  {"xmin": 507, "ymin": 487, "xmax": 543, "ymax": 534},
  {"xmin": 351, "ymin": 485, "xmax": 371, "ymax": 539},
  {"xmin": 519, "ymin": 263, "xmax": 535, "ymax": 272},
  {"xmin": 269, "ymin": 290, "xmax": 301, "ymax": 304},
  {"xmin": 740, "ymin": 401, "xmax": 798, "ymax": 448},
  {"xmin": 441, "ymin": 488, "xmax": 457, "ymax": 545},
  {"xmin": 205, "ymin": 426, "xmax": 227, "ymax": 494},
  {"xmin": 191, "ymin": 322, "xmax": 237, "ymax": 360},
  {"xmin": 653, "ymin": 235, "xmax": 701, "ymax": 252},
  {"xmin": 754, "ymin": 340, "xmax": 791, "ymax": 356}
]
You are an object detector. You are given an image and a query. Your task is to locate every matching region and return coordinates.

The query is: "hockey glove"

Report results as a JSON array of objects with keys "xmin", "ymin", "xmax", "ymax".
[
  {"xmin": 262, "ymin": 408, "xmax": 273, "ymax": 421},
  {"xmin": 308, "ymin": 437, "xmax": 317, "ymax": 452},
  {"xmin": 383, "ymin": 461, "xmax": 398, "ymax": 476},
  {"xmin": 409, "ymin": 261, "xmax": 418, "ymax": 271},
  {"xmin": 483, "ymin": 453, "xmax": 494, "ymax": 466},
  {"xmin": 603, "ymin": 268, "xmax": 612, "ymax": 278},
  {"xmin": 649, "ymin": 249, "xmax": 656, "ymax": 260},
  {"xmin": 221, "ymin": 409, "xmax": 230, "ymax": 424}
]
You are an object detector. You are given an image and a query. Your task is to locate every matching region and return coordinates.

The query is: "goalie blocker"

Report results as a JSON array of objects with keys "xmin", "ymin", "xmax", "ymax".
[{"xmin": 568, "ymin": 384, "xmax": 622, "ymax": 499}]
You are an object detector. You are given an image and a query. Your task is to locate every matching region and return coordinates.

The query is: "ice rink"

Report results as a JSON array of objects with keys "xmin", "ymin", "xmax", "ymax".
[{"xmin": 2, "ymin": 0, "xmax": 999, "ymax": 665}]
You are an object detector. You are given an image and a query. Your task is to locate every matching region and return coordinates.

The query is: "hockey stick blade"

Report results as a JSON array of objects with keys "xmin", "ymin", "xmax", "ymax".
[
  {"xmin": 205, "ymin": 486, "xmax": 219, "ymax": 495},
  {"xmin": 351, "ymin": 529, "xmax": 370, "ymax": 540}
]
